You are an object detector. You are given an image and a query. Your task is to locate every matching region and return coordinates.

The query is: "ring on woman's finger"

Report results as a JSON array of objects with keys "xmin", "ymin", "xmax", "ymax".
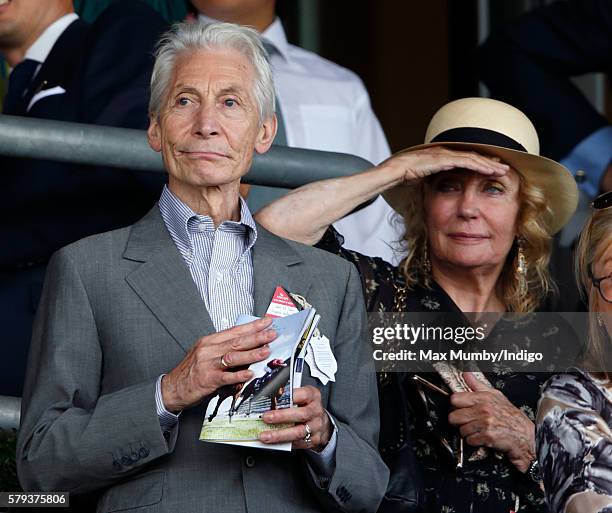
[
  {"xmin": 220, "ymin": 354, "xmax": 230, "ymax": 369},
  {"xmin": 303, "ymin": 423, "xmax": 312, "ymax": 446}
]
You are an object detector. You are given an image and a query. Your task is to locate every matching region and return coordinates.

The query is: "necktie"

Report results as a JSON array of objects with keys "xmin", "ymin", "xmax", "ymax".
[
  {"xmin": 3, "ymin": 58, "xmax": 39, "ymax": 115},
  {"xmin": 247, "ymin": 40, "xmax": 289, "ymax": 212}
]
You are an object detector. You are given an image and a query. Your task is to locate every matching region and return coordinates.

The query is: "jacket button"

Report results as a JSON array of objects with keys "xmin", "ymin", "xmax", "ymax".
[
  {"xmin": 120, "ymin": 456, "xmax": 132, "ymax": 466},
  {"xmin": 139, "ymin": 447, "xmax": 150, "ymax": 458},
  {"xmin": 245, "ymin": 455, "xmax": 256, "ymax": 468}
]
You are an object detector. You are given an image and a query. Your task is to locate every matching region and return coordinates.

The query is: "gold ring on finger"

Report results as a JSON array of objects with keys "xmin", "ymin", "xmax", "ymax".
[{"xmin": 220, "ymin": 354, "xmax": 230, "ymax": 369}]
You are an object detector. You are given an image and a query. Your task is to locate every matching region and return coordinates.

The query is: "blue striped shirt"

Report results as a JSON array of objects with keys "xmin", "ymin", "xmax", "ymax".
[
  {"xmin": 155, "ymin": 185, "xmax": 257, "ymax": 429},
  {"xmin": 158, "ymin": 185, "xmax": 257, "ymax": 331}
]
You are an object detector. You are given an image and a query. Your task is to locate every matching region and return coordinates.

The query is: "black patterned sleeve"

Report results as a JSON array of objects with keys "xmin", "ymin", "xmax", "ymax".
[
  {"xmin": 315, "ymin": 226, "xmax": 399, "ymax": 312},
  {"xmin": 536, "ymin": 371, "xmax": 612, "ymax": 513}
]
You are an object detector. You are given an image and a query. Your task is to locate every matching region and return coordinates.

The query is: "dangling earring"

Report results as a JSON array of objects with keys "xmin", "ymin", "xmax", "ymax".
[
  {"xmin": 516, "ymin": 238, "xmax": 528, "ymax": 296},
  {"xmin": 423, "ymin": 244, "xmax": 432, "ymax": 275}
]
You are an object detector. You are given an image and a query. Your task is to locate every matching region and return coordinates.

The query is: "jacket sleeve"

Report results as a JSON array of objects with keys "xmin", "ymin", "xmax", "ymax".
[
  {"xmin": 307, "ymin": 261, "xmax": 390, "ymax": 512},
  {"xmin": 16, "ymin": 248, "xmax": 177, "ymax": 494}
]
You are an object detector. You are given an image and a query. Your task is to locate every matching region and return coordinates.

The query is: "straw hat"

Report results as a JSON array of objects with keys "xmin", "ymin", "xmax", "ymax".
[{"xmin": 383, "ymin": 97, "xmax": 579, "ymax": 234}]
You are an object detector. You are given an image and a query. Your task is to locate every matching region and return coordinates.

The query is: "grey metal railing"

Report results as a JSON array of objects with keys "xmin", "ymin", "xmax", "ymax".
[
  {"xmin": 0, "ymin": 115, "xmax": 377, "ymax": 430},
  {"xmin": 0, "ymin": 396, "xmax": 20, "ymax": 431},
  {"xmin": 0, "ymin": 115, "xmax": 374, "ymax": 186}
]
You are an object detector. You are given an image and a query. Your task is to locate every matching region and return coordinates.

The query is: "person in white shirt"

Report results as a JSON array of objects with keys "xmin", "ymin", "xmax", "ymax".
[{"xmin": 193, "ymin": 0, "xmax": 405, "ymax": 264}]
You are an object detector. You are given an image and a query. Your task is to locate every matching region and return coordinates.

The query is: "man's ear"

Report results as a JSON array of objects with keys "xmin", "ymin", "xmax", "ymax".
[
  {"xmin": 147, "ymin": 115, "xmax": 162, "ymax": 153},
  {"xmin": 254, "ymin": 113, "xmax": 278, "ymax": 155}
]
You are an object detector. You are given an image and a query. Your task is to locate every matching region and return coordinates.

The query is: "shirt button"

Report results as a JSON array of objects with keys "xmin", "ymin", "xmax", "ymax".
[
  {"xmin": 216, "ymin": 272, "xmax": 223, "ymax": 282},
  {"xmin": 245, "ymin": 455, "xmax": 256, "ymax": 468}
]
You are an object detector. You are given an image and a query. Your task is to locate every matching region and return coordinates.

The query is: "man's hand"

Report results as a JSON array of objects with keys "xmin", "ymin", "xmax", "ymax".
[
  {"xmin": 379, "ymin": 146, "xmax": 510, "ymax": 183},
  {"xmin": 161, "ymin": 317, "xmax": 276, "ymax": 412},
  {"xmin": 259, "ymin": 386, "xmax": 332, "ymax": 452},
  {"xmin": 448, "ymin": 372, "xmax": 535, "ymax": 473}
]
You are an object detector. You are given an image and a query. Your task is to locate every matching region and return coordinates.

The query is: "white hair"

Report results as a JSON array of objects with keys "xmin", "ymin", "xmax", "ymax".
[{"xmin": 149, "ymin": 21, "xmax": 275, "ymax": 122}]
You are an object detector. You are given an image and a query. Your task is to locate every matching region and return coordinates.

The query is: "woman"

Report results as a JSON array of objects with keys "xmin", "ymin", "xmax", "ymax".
[
  {"xmin": 537, "ymin": 192, "xmax": 612, "ymax": 513},
  {"xmin": 256, "ymin": 97, "xmax": 579, "ymax": 512}
]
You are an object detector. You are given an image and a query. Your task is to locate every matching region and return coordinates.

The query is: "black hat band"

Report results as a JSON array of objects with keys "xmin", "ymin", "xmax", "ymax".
[{"xmin": 430, "ymin": 127, "xmax": 527, "ymax": 152}]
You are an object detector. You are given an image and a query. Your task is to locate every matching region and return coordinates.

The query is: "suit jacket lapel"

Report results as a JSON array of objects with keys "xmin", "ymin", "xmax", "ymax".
[
  {"xmin": 252, "ymin": 228, "xmax": 325, "ymax": 395},
  {"xmin": 25, "ymin": 18, "xmax": 89, "ymax": 113},
  {"xmin": 123, "ymin": 206, "xmax": 215, "ymax": 353},
  {"xmin": 252, "ymin": 224, "xmax": 313, "ymax": 317}
]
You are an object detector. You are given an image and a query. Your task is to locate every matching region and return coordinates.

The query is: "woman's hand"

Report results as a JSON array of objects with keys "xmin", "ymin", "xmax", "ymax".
[
  {"xmin": 379, "ymin": 146, "xmax": 509, "ymax": 183},
  {"xmin": 255, "ymin": 146, "xmax": 508, "ymax": 246},
  {"xmin": 448, "ymin": 371, "xmax": 535, "ymax": 473}
]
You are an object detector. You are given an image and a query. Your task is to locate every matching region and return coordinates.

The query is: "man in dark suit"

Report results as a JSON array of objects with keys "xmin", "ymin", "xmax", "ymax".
[
  {"xmin": 17, "ymin": 21, "xmax": 388, "ymax": 512},
  {"xmin": 480, "ymin": 0, "xmax": 611, "ymax": 195},
  {"xmin": 0, "ymin": 0, "xmax": 168, "ymax": 397},
  {"xmin": 479, "ymin": 0, "xmax": 611, "ymax": 311}
]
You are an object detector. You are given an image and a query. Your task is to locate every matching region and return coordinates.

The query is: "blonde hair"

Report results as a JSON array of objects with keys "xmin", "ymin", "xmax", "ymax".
[
  {"xmin": 397, "ymin": 170, "xmax": 555, "ymax": 313},
  {"xmin": 575, "ymin": 207, "xmax": 612, "ymax": 379}
]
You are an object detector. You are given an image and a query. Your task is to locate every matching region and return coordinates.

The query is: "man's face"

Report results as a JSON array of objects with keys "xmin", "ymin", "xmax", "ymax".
[
  {"xmin": 0, "ymin": 0, "xmax": 39, "ymax": 45},
  {"xmin": 147, "ymin": 48, "xmax": 275, "ymax": 193}
]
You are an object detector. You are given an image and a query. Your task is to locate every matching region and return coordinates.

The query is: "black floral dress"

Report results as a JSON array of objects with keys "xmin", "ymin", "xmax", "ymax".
[{"xmin": 316, "ymin": 227, "xmax": 566, "ymax": 512}]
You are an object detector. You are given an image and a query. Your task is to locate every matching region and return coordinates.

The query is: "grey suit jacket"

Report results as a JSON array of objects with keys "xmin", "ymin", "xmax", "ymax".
[{"xmin": 16, "ymin": 206, "xmax": 389, "ymax": 513}]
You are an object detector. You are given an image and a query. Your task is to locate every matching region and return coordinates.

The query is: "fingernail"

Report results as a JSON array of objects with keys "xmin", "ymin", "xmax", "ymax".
[{"xmin": 260, "ymin": 432, "xmax": 271, "ymax": 442}]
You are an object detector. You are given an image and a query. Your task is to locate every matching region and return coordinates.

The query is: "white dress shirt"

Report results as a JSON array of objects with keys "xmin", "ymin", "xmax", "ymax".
[{"xmin": 199, "ymin": 14, "xmax": 405, "ymax": 264}]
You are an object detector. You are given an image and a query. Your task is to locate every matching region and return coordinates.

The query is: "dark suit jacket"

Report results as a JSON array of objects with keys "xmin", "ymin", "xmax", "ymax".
[
  {"xmin": 479, "ymin": 0, "xmax": 611, "ymax": 313},
  {"xmin": 0, "ymin": 1, "xmax": 168, "ymax": 397},
  {"xmin": 479, "ymin": 0, "xmax": 611, "ymax": 161},
  {"xmin": 17, "ymin": 206, "xmax": 389, "ymax": 512}
]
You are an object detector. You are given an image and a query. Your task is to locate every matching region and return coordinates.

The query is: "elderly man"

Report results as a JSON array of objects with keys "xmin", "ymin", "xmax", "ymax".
[{"xmin": 16, "ymin": 22, "xmax": 388, "ymax": 513}]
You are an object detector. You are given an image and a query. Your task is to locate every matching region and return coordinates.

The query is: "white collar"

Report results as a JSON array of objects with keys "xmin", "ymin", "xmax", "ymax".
[
  {"xmin": 25, "ymin": 12, "xmax": 79, "ymax": 64},
  {"xmin": 196, "ymin": 14, "xmax": 290, "ymax": 62}
]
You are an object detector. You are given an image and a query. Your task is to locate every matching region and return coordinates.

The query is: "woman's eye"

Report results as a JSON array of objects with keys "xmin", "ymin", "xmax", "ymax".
[
  {"xmin": 177, "ymin": 97, "xmax": 192, "ymax": 106},
  {"xmin": 485, "ymin": 183, "xmax": 504, "ymax": 194},
  {"xmin": 436, "ymin": 180, "xmax": 460, "ymax": 192},
  {"xmin": 224, "ymin": 98, "xmax": 237, "ymax": 107}
]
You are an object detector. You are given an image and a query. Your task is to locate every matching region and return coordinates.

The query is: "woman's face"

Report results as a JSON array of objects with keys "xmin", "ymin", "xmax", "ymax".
[
  {"xmin": 424, "ymin": 167, "xmax": 521, "ymax": 273},
  {"xmin": 592, "ymin": 240, "xmax": 612, "ymax": 320}
]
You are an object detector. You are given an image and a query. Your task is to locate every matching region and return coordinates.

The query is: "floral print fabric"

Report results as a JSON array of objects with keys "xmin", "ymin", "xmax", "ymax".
[
  {"xmin": 316, "ymin": 227, "xmax": 549, "ymax": 512},
  {"xmin": 537, "ymin": 370, "xmax": 612, "ymax": 513}
]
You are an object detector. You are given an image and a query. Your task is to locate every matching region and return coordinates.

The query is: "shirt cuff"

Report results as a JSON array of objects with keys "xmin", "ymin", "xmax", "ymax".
[
  {"xmin": 155, "ymin": 374, "xmax": 180, "ymax": 431},
  {"xmin": 561, "ymin": 125, "xmax": 612, "ymax": 198},
  {"xmin": 305, "ymin": 411, "xmax": 338, "ymax": 479}
]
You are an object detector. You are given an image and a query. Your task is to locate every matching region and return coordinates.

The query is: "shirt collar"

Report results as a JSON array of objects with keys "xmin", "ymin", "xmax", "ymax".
[
  {"xmin": 261, "ymin": 17, "xmax": 290, "ymax": 62},
  {"xmin": 196, "ymin": 13, "xmax": 290, "ymax": 62},
  {"xmin": 159, "ymin": 185, "xmax": 258, "ymax": 251},
  {"xmin": 25, "ymin": 13, "xmax": 79, "ymax": 64}
]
